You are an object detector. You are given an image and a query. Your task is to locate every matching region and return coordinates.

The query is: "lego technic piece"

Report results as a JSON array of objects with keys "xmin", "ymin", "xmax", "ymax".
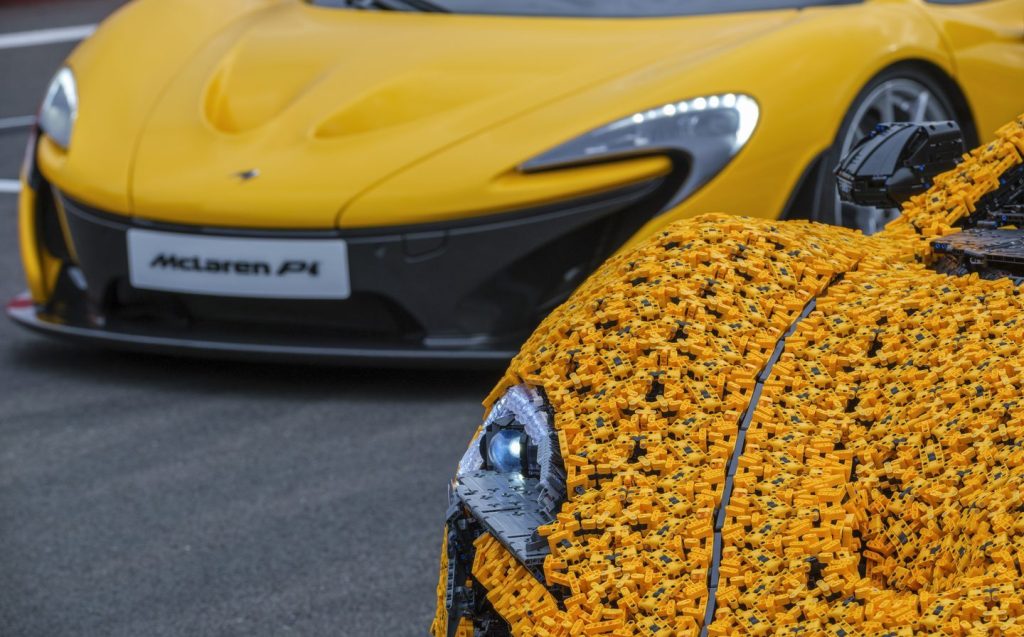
[
  {"xmin": 717, "ymin": 262, "xmax": 1024, "ymax": 636},
  {"xmin": 888, "ymin": 115, "xmax": 1023, "ymax": 238},
  {"xmin": 988, "ymin": 204, "xmax": 1024, "ymax": 228},
  {"xmin": 701, "ymin": 299, "xmax": 819, "ymax": 637},
  {"xmin": 973, "ymin": 163, "xmax": 1024, "ymax": 228},
  {"xmin": 440, "ymin": 510, "xmax": 478, "ymax": 636},
  {"xmin": 835, "ymin": 121, "xmax": 965, "ymax": 209},
  {"xmin": 932, "ymin": 228, "xmax": 1024, "ymax": 281},
  {"xmin": 966, "ymin": 163, "xmax": 1024, "ymax": 228},
  {"xmin": 439, "ymin": 384, "xmax": 569, "ymax": 636},
  {"xmin": 928, "ymin": 147, "xmax": 1024, "ymax": 280}
]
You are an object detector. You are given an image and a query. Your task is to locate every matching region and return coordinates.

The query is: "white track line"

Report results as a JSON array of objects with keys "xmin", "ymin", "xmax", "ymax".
[
  {"xmin": 0, "ymin": 115, "xmax": 36, "ymax": 131},
  {"xmin": 0, "ymin": 24, "xmax": 96, "ymax": 51},
  {"xmin": 0, "ymin": 180, "xmax": 22, "ymax": 195}
]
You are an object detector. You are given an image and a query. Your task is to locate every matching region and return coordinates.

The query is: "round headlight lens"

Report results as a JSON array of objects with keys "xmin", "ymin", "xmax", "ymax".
[
  {"xmin": 456, "ymin": 384, "xmax": 566, "ymax": 516},
  {"xmin": 39, "ymin": 67, "xmax": 78, "ymax": 151},
  {"xmin": 487, "ymin": 429, "xmax": 523, "ymax": 474}
]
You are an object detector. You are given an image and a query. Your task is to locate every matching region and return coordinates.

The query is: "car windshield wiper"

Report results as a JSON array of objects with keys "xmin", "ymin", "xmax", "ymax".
[{"xmin": 327, "ymin": 0, "xmax": 449, "ymax": 12}]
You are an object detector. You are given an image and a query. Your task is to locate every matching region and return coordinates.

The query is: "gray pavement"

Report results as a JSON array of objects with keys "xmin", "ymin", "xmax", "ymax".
[{"xmin": 0, "ymin": 3, "xmax": 494, "ymax": 635}]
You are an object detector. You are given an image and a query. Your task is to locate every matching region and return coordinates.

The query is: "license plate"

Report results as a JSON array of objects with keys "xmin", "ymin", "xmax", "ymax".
[{"xmin": 127, "ymin": 229, "xmax": 351, "ymax": 300}]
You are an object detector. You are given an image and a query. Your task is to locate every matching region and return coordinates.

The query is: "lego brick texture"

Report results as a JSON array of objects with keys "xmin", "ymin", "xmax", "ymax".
[{"xmin": 433, "ymin": 114, "xmax": 1024, "ymax": 636}]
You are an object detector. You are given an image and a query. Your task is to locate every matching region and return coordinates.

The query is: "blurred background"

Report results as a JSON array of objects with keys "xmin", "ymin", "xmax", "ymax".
[{"xmin": 1, "ymin": 4, "xmax": 488, "ymax": 636}]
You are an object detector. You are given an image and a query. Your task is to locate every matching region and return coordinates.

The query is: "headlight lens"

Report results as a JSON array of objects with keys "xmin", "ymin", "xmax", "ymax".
[
  {"xmin": 487, "ymin": 429, "xmax": 523, "ymax": 474},
  {"xmin": 39, "ymin": 67, "xmax": 78, "ymax": 151},
  {"xmin": 521, "ymin": 93, "xmax": 759, "ymax": 207},
  {"xmin": 458, "ymin": 384, "xmax": 565, "ymax": 515}
]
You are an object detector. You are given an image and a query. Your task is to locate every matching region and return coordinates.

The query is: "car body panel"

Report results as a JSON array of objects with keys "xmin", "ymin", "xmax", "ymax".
[
  {"xmin": 41, "ymin": 0, "xmax": 281, "ymax": 215},
  {"xmin": 922, "ymin": 0, "xmax": 1024, "ymax": 139},
  {"xmin": 361, "ymin": 0, "xmax": 966, "ymax": 242},
  {"xmin": 17, "ymin": 173, "xmax": 53, "ymax": 304},
  {"xmin": 127, "ymin": 6, "xmax": 794, "ymax": 229},
  {"xmin": 35, "ymin": 0, "xmax": 1022, "ymax": 232}
]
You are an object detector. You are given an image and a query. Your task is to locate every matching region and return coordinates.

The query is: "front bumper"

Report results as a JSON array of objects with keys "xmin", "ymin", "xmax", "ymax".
[
  {"xmin": 13, "ymin": 176, "xmax": 668, "ymax": 365},
  {"xmin": 6, "ymin": 293, "xmax": 515, "ymax": 366}
]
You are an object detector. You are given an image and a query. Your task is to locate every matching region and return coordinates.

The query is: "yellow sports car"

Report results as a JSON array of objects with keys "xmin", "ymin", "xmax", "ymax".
[
  {"xmin": 432, "ymin": 115, "xmax": 1024, "ymax": 635},
  {"xmin": 8, "ymin": 0, "xmax": 1023, "ymax": 363}
]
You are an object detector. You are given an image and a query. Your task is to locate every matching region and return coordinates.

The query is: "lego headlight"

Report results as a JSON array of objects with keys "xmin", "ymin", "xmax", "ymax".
[
  {"xmin": 458, "ymin": 384, "xmax": 565, "ymax": 515},
  {"xmin": 487, "ymin": 428, "xmax": 524, "ymax": 474},
  {"xmin": 39, "ymin": 67, "xmax": 78, "ymax": 151},
  {"xmin": 522, "ymin": 93, "xmax": 759, "ymax": 207}
]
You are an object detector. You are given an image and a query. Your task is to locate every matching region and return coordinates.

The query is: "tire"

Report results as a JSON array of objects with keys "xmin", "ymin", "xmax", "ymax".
[{"xmin": 808, "ymin": 65, "xmax": 964, "ymax": 234}]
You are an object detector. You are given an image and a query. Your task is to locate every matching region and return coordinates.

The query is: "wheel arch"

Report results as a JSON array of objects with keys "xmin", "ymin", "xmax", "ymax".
[{"xmin": 887, "ymin": 58, "xmax": 979, "ymax": 146}]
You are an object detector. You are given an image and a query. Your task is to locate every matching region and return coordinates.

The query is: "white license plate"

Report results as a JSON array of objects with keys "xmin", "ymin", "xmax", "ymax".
[{"xmin": 127, "ymin": 229, "xmax": 351, "ymax": 300}]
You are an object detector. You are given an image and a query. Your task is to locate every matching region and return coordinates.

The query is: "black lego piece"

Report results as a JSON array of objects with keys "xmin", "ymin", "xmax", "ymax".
[
  {"xmin": 835, "ymin": 121, "xmax": 965, "ymax": 209},
  {"xmin": 973, "ymin": 164, "xmax": 1024, "ymax": 229},
  {"xmin": 932, "ymin": 228, "xmax": 1024, "ymax": 272},
  {"xmin": 930, "ymin": 161, "xmax": 1024, "ymax": 281}
]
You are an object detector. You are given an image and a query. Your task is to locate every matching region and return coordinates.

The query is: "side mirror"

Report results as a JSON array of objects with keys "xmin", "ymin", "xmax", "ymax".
[{"xmin": 835, "ymin": 121, "xmax": 965, "ymax": 209}]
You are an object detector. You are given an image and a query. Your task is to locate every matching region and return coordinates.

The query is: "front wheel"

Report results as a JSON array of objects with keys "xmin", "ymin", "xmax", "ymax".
[{"xmin": 811, "ymin": 69, "xmax": 961, "ymax": 234}]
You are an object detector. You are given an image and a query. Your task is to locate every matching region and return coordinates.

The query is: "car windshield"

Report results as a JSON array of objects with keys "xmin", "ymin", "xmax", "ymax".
[{"xmin": 310, "ymin": 0, "xmax": 859, "ymax": 17}]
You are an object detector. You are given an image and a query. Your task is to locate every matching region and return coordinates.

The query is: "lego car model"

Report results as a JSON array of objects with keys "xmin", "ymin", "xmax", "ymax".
[
  {"xmin": 432, "ymin": 113, "xmax": 1024, "ymax": 635},
  {"xmin": 9, "ymin": 0, "xmax": 1023, "ymax": 364}
]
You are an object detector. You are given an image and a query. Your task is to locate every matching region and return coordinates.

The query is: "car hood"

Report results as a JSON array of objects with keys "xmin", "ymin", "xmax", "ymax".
[{"xmin": 130, "ymin": 4, "xmax": 796, "ymax": 229}]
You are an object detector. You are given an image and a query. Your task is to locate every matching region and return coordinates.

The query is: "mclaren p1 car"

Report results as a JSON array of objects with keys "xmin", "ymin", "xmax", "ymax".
[
  {"xmin": 8, "ymin": 0, "xmax": 1023, "ymax": 364},
  {"xmin": 432, "ymin": 114, "xmax": 1024, "ymax": 636}
]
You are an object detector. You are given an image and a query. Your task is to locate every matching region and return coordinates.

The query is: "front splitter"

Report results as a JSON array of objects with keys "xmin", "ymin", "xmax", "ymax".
[{"xmin": 6, "ymin": 292, "xmax": 516, "ymax": 368}]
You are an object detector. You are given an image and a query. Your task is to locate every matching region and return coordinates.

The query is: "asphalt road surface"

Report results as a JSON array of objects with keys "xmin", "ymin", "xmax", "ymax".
[{"xmin": 0, "ymin": 3, "xmax": 497, "ymax": 635}]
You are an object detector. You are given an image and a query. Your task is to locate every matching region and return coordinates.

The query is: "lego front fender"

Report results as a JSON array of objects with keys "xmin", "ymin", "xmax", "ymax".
[{"xmin": 433, "ymin": 115, "xmax": 1024, "ymax": 635}]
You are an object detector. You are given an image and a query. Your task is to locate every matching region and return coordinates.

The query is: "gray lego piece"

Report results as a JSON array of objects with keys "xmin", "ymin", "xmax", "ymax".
[
  {"xmin": 932, "ymin": 228, "xmax": 1024, "ymax": 269},
  {"xmin": 454, "ymin": 471, "xmax": 554, "ymax": 569}
]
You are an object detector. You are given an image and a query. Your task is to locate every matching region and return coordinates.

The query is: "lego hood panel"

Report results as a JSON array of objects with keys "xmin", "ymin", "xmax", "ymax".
[
  {"xmin": 434, "ymin": 114, "xmax": 1024, "ymax": 636},
  {"xmin": 127, "ymin": 5, "xmax": 792, "ymax": 229}
]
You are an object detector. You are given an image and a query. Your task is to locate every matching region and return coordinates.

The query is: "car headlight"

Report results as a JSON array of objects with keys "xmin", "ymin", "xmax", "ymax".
[
  {"xmin": 449, "ymin": 383, "xmax": 566, "ymax": 586},
  {"xmin": 39, "ymin": 67, "xmax": 78, "ymax": 151},
  {"xmin": 457, "ymin": 384, "xmax": 565, "ymax": 516},
  {"xmin": 521, "ymin": 93, "xmax": 759, "ymax": 207}
]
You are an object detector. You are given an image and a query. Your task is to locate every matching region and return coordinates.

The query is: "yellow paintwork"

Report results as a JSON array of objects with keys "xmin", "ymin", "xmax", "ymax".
[
  {"xmin": 18, "ymin": 178, "xmax": 47, "ymax": 302},
  {"xmin": 18, "ymin": 183, "xmax": 63, "ymax": 304},
  {"xmin": 19, "ymin": 125, "xmax": 62, "ymax": 303},
  {"xmin": 31, "ymin": 0, "xmax": 1024, "ymax": 236}
]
